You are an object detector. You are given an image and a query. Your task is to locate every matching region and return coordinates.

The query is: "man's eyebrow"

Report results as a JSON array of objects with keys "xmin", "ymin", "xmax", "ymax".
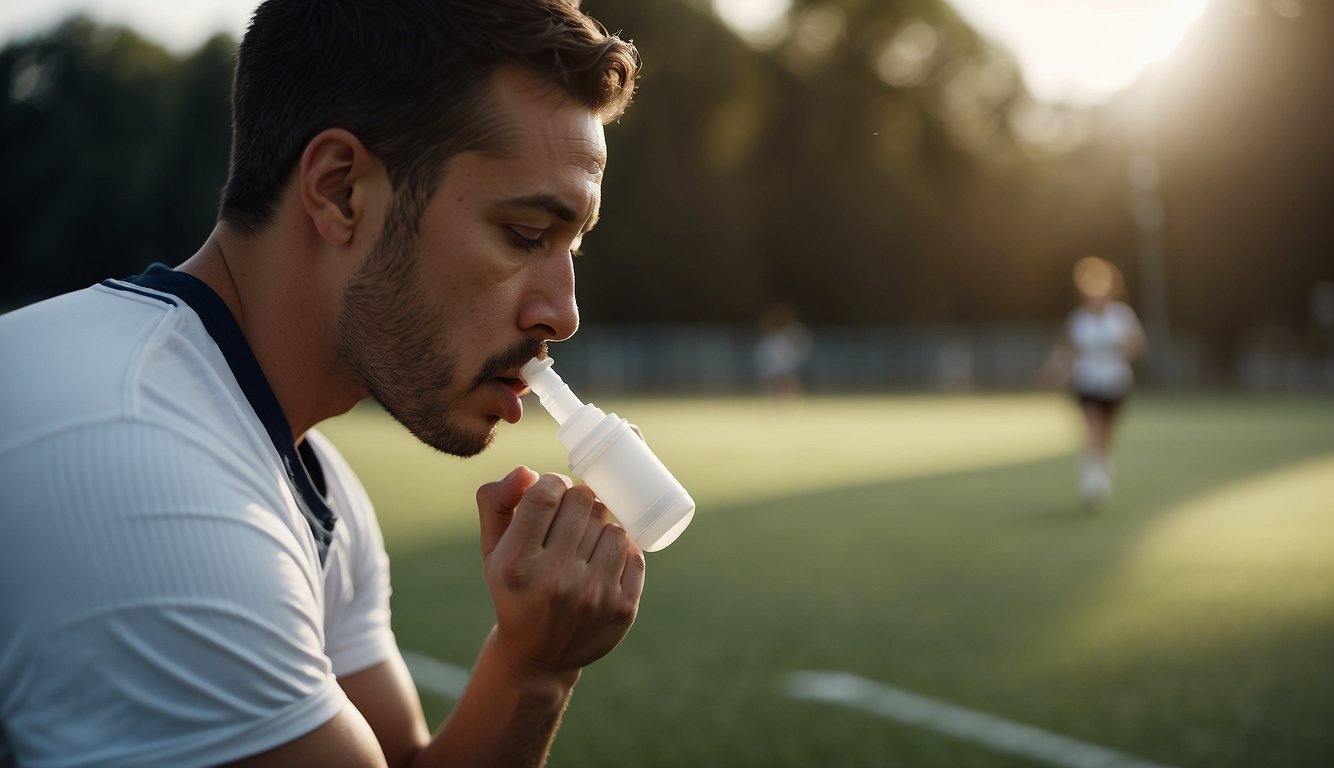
[{"xmin": 500, "ymin": 194, "xmax": 600, "ymax": 234}]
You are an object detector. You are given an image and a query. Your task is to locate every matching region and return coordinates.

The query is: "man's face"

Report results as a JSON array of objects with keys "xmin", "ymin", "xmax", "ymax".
[{"xmin": 338, "ymin": 68, "xmax": 604, "ymax": 456}]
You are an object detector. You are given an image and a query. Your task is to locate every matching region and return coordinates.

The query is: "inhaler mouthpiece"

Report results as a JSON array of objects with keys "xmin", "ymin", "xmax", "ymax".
[
  {"xmin": 519, "ymin": 357, "xmax": 582, "ymax": 425},
  {"xmin": 520, "ymin": 357, "xmax": 695, "ymax": 552}
]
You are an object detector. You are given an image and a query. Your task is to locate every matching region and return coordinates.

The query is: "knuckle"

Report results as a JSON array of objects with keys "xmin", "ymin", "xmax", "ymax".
[
  {"xmin": 567, "ymin": 484, "xmax": 595, "ymax": 507},
  {"xmin": 612, "ymin": 599, "xmax": 638, "ymax": 624},
  {"xmin": 573, "ymin": 586, "xmax": 602, "ymax": 615},
  {"xmin": 601, "ymin": 524, "xmax": 630, "ymax": 551},
  {"xmin": 499, "ymin": 562, "xmax": 530, "ymax": 592},
  {"xmin": 524, "ymin": 479, "xmax": 566, "ymax": 508},
  {"xmin": 543, "ymin": 576, "xmax": 573, "ymax": 606}
]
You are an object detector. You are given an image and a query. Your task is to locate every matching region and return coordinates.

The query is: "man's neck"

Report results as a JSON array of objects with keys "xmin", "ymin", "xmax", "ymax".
[{"xmin": 178, "ymin": 222, "xmax": 364, "ymax": 440}]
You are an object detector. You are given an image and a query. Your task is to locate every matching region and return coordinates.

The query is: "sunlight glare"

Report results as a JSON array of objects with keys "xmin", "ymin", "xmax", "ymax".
[
  {"xmin": 712, "ymin": 0, "xmax": 791, "ymax": 48},
  {"xmin": 945, "ymin": 0, "xmax": 1210, "ymax": 104},
  {"xmin": 1038, "ymin": 454, "xmax": 1334, "ymax": 666}
]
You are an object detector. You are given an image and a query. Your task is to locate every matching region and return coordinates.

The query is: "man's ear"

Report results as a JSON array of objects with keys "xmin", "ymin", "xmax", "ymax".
[{"xmin": 298, "ymin": 128, "xmax": 380, "ymax": 246}]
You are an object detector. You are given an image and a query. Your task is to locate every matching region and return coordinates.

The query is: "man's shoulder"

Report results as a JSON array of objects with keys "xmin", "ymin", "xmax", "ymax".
[
  {"xmin": 1, "ymin": 282, "xmax": 234, "ymax": 452},
  {"xmin": 1, "ymin": 280, "xmax": 175, "ymax": 334}
]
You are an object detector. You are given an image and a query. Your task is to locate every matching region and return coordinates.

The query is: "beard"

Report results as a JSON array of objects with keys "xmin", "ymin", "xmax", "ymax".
[{"xmin": 336, "ymin": 193, "xmax": 542, "ymax": 457}]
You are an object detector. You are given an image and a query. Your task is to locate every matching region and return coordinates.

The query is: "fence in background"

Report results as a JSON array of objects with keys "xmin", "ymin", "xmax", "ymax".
[
  {"xmin": 543, "ymin": 323, "xmax": 1196, "ymax": 395},
  {"xmin": 543, "ymin": 323, "xmax": 1332, "ymax": 395}
]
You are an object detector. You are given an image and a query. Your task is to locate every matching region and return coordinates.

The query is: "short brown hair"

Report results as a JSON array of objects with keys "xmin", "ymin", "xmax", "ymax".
[{"xmin": 219, "ymin": 0, "xmax": 638, "ymax": 234}]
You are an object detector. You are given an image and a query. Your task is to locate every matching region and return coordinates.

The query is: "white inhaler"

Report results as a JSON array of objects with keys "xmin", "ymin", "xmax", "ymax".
[{"xmin": 520, "ymin": 357, "xmax": 695, "ymax": 552}]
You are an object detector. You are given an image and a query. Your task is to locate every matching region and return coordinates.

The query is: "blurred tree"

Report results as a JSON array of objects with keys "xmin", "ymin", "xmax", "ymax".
[
  {"xmin": 151, "ymin": 34, "xmax": 234, "ymax": 264},
  {"xmin": 2, "ymin": 1, "xmax": 1329, "ymax": 382},
  {"xmin": 0, "ymin": 18, "xmax": 232, "ymax": 307},
  {"xmin": 1129, "ymin": 0, "xmax": 1334, "ymax": 371},
  {"xmin": 580, "ymin": 0, "xmax": 1036, "ymax": 325},
  {"xmin": 580, "ymin": 0, "xmax": 1332, "ymax": 358}
]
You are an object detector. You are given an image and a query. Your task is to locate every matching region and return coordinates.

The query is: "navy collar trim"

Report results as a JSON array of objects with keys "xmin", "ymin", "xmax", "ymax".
[{"xmin": 103, "ymin": 264, "xmax": 337, "ymax": 564}]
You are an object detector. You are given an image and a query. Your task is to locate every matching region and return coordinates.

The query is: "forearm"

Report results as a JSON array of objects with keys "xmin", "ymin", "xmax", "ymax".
[
  {"xmin": 411, "ymin": 627, "xmax": 580, "ymax": 768},
  {"xmin": 1124, "ymin": 329, "xmax": 1147, "ymax": 360}
]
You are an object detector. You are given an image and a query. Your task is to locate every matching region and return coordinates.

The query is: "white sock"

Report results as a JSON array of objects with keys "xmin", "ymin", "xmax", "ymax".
[{"xmin": 1081, "ymin": 455, "xmax": 1111, "ymax": 502}]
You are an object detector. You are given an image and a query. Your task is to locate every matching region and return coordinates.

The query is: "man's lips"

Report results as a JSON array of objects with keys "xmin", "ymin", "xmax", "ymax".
[
  {"xmin": 498, "ymin": 374, "xmax": 530, "ymax": 398},
  {"xmin": 489, "ymin": 375, "xmax": 529, "ymax": 424}
]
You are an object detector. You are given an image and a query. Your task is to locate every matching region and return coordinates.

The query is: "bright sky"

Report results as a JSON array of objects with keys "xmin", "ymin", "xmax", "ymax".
[
  {"xmin": 714, "ymin": 0, "xmax": 1210, "ymax": 104},
  {"xmin": 0, "ymin": 0, "xmax": 255, "ymax": 54},
  {"xmin": 1, "ymin": 0, "xmax": 1209, "ymax": 105},
  {"xmin": 943, "ymin": 0, "xmax": 1209, "ymax": 104}
]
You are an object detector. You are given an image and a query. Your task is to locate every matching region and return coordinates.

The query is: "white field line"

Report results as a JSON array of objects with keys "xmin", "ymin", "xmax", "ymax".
[
  {"xmin": 784, "ymin": 670, "xmax": 1175, "ymax": 768},
  {"xmin": 400, "ymin": 650, "xmax": 470, "ymax": 700}
]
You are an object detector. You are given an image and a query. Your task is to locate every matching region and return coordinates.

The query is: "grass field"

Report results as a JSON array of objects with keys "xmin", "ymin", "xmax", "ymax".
[{"xmin": 319, "ymin": 392, "xmax": 1334, "ymax": 768}]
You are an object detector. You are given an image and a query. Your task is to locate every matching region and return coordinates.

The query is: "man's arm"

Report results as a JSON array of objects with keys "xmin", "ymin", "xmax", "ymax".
[
  {"xmin": 327, "ymin": 628, "xmax": 578, "ymax": 768},
  {"xmin": 339, "ymin": 653, "xmax": 431, "ymax": 768},
  {"xmin": 1040, "ymin": 331, "xmax": 1075, "ymax": 389},
  {"xmin": 223, "ymin": 708, "xmax": 390, "ymax": 768},
  {"xmin": 1121, "ymin": 306, "xmax": 1148, "ymax": 361},
  {"xmin": 229, "ymin": 467, "xmax": 644, "ymax": 768}
]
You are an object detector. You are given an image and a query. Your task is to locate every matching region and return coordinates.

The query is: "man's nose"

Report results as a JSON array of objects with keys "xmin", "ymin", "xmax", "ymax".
[{"xmin": 520, "ymin": 253, "xmax": 579, "ymax": 342}]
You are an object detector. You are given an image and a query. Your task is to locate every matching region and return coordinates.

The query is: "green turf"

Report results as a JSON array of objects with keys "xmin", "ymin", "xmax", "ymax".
[{"xmin": 318, "ymin": 393, "xmax": 1334, "ymax": 767}]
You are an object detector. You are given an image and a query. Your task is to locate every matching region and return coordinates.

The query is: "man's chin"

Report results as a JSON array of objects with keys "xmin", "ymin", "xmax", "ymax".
[
  {"xmin": 419, "ymin": 422, "xmax": 496, "ymax": 458},
  {"xmin": 389, "ymin": 407, "xmax": 497, "ymax": 457}
]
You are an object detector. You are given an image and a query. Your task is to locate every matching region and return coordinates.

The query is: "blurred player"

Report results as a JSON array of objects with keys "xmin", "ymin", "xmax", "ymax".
[
  {"xmin": 754, "ymin": 302, "xmax": 813, "ymax": 403},
  {"xmin": 1042, "ymin": 257, "xmax": 1146, "ymax": 508}
]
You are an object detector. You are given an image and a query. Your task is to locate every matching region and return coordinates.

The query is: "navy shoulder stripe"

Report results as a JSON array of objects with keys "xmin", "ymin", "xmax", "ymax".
[
  {"xmin": 101, "ymin": 278, "xmax": 179, "ymax": 306},
  {"xmin": 110, "ymin": 263, "xmax": 338, "ymax": 564}
]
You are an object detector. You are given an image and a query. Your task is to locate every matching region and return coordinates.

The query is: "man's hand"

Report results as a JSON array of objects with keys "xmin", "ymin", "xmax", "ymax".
[{"xmin": 476, "ymin": 467, "xmax": 646, "ymax": 677}]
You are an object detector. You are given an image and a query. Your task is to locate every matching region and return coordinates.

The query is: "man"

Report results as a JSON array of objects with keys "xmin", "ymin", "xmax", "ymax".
[{"xmin": 0, "ymin": 1, "xmax": 645, "ymax": 765}]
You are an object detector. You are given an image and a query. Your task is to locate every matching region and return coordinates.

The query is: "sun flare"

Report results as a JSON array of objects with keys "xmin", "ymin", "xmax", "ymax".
[
  {"xmin": 711, "ymin": 0, "xmax": 1212, "ymax": 105},
  {"xmin": 940, "ymin": 0, "xmax": 1210, "ymax": 103}
]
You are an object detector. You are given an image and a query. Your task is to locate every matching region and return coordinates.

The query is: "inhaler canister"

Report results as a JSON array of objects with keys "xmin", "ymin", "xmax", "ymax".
[{"xmin": 520, "ymin": 357, "xmax": 695, "ymax": 552}]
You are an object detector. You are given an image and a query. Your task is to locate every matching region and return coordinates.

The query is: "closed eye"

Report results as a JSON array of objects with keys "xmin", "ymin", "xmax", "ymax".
[
  {"xmin": 508, "ymin": 226, "xmax": 545, "ymax": 252},
  {"xmin": 509, "ymin": 226, "xmax": 586, "ymax": 258}
]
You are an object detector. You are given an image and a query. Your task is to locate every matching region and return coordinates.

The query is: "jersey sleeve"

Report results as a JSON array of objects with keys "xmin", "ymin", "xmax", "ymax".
[
  {"xmin": 1114, "ymin": 301, "xmax": 1143, "ymax": 337},
  {"xmin": 0, "ymin": 421, "xmax": 349, "ymax": 768}
]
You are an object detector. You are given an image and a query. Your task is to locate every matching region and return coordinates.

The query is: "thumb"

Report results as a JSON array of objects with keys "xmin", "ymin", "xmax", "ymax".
[{"xmin": 477, "ymin": 466, "xmax": 538, "ymax": 556}]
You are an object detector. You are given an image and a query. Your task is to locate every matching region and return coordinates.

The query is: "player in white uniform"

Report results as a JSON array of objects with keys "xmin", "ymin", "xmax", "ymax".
[
  {"xmin": 1043, "ymin": 257, "xmax": 1146, "ymax": 508},
  {"xmin": 754, "ymin": 302, "xmax": 812, "ymax": 402},
  {"xmin": 0, "ymin": 1, "xmax": 646, "ymax": 766}
]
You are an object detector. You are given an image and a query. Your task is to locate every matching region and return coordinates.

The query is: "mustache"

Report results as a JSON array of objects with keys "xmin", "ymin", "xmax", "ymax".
[{"xmin": 471, "ymin": 337, "xmax": 548, "ymax": 390}]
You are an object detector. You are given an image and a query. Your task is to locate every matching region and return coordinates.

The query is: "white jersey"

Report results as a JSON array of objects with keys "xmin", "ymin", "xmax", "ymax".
[
  {"xmin": 754, "ymin": 331, "xmax": 807, "ymax": 380},
  {"xmin": 1066, "ymin": 300, "xmax": 1142, "ymax": 399},
  {"xmin": 0, "ymin": 266, "xmax": 397, "ymax": 767}
]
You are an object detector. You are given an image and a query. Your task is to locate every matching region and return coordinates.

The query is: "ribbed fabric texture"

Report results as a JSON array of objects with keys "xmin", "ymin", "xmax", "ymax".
[{"xmin": 0, "ymin": 278, "xmax": 395, "ymax": 767}]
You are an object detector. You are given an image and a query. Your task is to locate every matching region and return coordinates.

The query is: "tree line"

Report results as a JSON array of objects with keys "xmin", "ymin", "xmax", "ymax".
[{"xmin": 3, "ymin": 0, "xmax": 1330, "ymax": 379}]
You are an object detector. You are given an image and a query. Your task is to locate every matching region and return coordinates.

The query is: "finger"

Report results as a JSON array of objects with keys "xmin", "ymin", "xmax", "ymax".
[
  {"xmin": 619, "ymin": 538, "xmax": 647, "ymax": 602},
  {"xmin": 501, "ymin": 473, "xmax": 573, "ymax": 552},
  {"xmin": 589, "ymin": 523, "xmax": 636, "ymax": 593},
  {"xmin": 477, "ymin": 466, "xmax": 537, "ymax": 556},
  {"xmin": 575, "ymin": 497, "xmax": 611, "ymax": 562},
  {"xmin": 543, "ymin": 484, "xmax": 596, "ymax": 553}
]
